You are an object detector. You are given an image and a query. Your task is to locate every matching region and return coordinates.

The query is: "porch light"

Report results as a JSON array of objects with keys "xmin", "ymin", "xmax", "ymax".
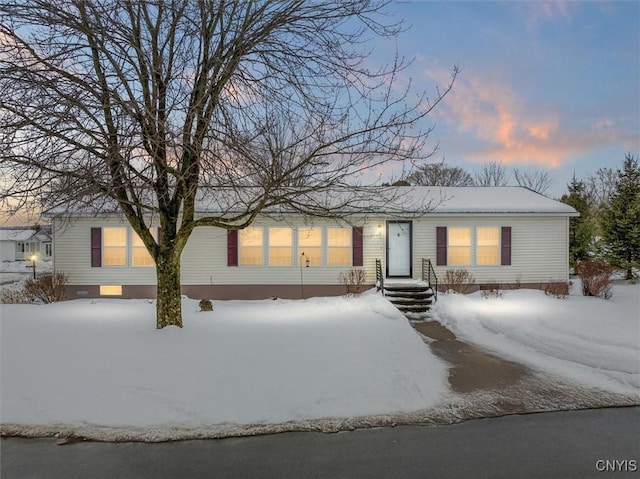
[{"xmin": 30, "ymin": 254, "xmax": 37, "ymax": 279}]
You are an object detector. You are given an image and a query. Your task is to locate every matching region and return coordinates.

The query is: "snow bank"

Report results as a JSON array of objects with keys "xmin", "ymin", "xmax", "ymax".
[
  {"xmin": 0, "ymin": 292, "xmax": 449, "ymax": 431},
  {"xmin": 433, "ymin": 282, "xmax": 640, "ymax": 396}
]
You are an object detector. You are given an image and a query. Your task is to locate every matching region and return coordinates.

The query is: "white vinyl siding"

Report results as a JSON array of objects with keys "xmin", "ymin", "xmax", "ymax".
[
  {"xmin": 412, "ymin": 216, "xmax": 570, "ymax": 284},
  {"xmin": 179, "ymin": 220, "xmax": 373, "ymax": 286},
  {"xmin": 52, "ymin": 217, "xmax": 159, "ymax": 286},
  {"xmin": 53, "ymin": 214, "xmax": 570, "ymax": 289}
]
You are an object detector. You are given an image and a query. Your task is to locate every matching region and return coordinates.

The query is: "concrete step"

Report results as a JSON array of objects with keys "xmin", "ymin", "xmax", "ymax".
[
  {"xmin": 384, "ymin": 284, "xmax": 431, "ymax": 293},
  {"xmin": 383, "ymin": 283, "xmax": 436, "ymax": 319},
  {"xmin": 395, "ymin": 304, "xmax": 430, "ymax": 313},
  {"xmin": 384, "ymin": 291, "xmax": 434, "ymax": 300},
  {"xmin": 391, "ymin": 301, "xmax": 433, "ymax": 311}
]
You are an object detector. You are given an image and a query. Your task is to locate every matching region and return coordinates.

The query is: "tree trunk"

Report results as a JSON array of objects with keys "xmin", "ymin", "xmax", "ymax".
[{"xmin": 155, "ymin": 252, "xmax": 183, "ymax": 329}]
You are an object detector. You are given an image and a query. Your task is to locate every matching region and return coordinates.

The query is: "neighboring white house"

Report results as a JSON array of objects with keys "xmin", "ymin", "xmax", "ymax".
[
  {"xmin": 48, "ymin": 186, "xmax": 578, "ymax": 300},
  {"xmin": 0, "ymin": 228, "xmax": 52, "ymax": 262}
]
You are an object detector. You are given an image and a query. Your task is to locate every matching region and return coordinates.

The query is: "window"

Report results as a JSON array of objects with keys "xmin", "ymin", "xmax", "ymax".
[
  {"xmin": 269, "ymin": 227, "xmax": 293, "ymax": 266},
  {"xmin": 44, "ymin": 242, "xmax": 52, "ymax": 257},
  {"xmin": 132, "ymin": 228, "xmax": 157, "ymax": 266},
  {"xmin": 476, "ymin": 227, "xmax": 500, "ymax": 265},
  {"xmin": 239, "ymin": 227, "xmax": 263, "ymax": 265},
  {"xmin": 327, "ymin": 227, "xmax": 351, "ymax": 266},
  {"xmin": 103, "ymin": 227, "xmax": 127, "ymax": 266},
  {"xmin": 298, "ymin": 227, "xmax": 322, "ymax": 266},
  {"xmin": 448, "ymin": 227, "xmax": 471, "ymax": 265},
  {"xmin": 100, "ymin": 285, "xmax": 122, "ymax": 296}
]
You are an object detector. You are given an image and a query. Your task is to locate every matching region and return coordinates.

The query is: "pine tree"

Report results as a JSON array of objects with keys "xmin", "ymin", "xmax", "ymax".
[
  {"xmin": 561, "ymin": 175, "xmax": 595, "ymax": 267},
  {"xmin": 599, "ymin": 154, "xmax": 640, "ymax": 280}
]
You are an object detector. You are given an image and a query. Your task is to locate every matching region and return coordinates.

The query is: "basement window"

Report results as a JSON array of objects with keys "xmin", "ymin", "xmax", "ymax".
[{"xmin": 100, "ymin": 285, "xmax": 122, "ymax": 296}]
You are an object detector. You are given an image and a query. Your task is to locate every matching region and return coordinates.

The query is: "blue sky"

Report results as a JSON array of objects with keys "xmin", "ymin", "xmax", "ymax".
[{"xmin": 372, "ymin": 0, "xmax": 639, "ymax": 197}]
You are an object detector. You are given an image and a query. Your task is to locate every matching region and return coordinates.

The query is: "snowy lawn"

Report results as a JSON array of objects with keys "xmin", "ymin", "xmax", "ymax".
[
  {"xmin": 0, "ymin": 292, "xmax": 449, "ymax": 430},
  {"xmin": 433, "ymin": 281, "xmax": 640, "ymax": 396},
  {"xmin": 0, "ymin": 259, "xmax": 52, "ymax": 285}
]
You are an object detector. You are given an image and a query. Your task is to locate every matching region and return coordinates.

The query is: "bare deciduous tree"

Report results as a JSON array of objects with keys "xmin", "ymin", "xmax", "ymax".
[
  {"xmin": 513, "ymin": 168, "xmax": 555, "ymax": 195},
  {"xmin": 586, "ymin": 166, "xmax": 617, "ymax": 207},
  {"xmin": 0, "ymin": 1, "xmax": 456, "ymax": 328},
  {"xmin": 406, "ymin": 160, "xmax": 473, "ymax": 186},
  {"xmin": 473, "ymin": 161, "xmax": 510, "ymax": 187}
]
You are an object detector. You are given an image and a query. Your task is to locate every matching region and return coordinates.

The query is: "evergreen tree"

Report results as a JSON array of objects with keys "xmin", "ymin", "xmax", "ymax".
[
  {"xmin": 599, "ymin": 154, "xmax": 640, "ymax": 280},
  {"xmin": 561, "ymin": 175, "xmax": 595, "ymax": 267}
]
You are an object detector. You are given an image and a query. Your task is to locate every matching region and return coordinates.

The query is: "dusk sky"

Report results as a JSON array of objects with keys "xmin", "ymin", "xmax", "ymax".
[
  {"xmin": 373, "ymin": 0, "xmax": 639, "ymax": 197},
  {"xmin": 1, "ymin": 1, "xmax": 638, "ymax": 227}
]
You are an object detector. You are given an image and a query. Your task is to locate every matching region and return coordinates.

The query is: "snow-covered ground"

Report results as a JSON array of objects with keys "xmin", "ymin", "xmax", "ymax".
[
  {"xmin": 1, "ymin": 292, "xmax": 448, "ymax": 433},
  {"xmin": 0, "ymin": 258, "xmax": 53, "ymax": 285},
  {"xmin": 1, "ymin": 269, "xmax": 638, "ymax": 441},
  {"xmin": 433, "ymin": 280, "xmax": 640, "ymax": 396}
]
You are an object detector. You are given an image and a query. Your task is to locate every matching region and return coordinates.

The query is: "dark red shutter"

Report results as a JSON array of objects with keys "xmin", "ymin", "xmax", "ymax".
[
  {"xmin": 157, "ymin": 227, "xmax": 162, "ymax": 244},
  {"xmin": 352, "ymin": 226, "xmax": 363, "ymax": 267},
  {"xmin": 227, "ymin": 230, "xmax": 238, "ymax": 267},
  {"xmin": 91, "ymin": 227, "xmax": 102, "ymax": 267},
  {"xmin": 436, "ymin": 227, "xmax": 447, "ymax": 266},
  {"xmin": 501, "ymin": 226, "xmax": 512, "ymax": 266}
]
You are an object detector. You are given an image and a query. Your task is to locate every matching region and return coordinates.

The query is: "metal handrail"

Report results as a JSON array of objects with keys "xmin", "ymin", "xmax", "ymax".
[
  {"xmin": 421, "ymin": 258, "xmax": 438, "ymax": 301},
  {"xmin": 375, "ymin": 258, "xmax": 384, "ymax": 294}
]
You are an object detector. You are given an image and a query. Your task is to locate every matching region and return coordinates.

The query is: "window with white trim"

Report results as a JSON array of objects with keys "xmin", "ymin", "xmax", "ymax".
[
  {"xmin": 103, "ymin": 227, "xmax": 127, "ymax": 266},
  {"xmin": 298, "ymin": 227, "xmax": 322, "ymax": 266},
  {"xmin": 327, "ymin": 227, "xmax": 351, "ymax": 266},
  {"xmin": 132, "ymin": 228, "xmax": 158, "ymax": 267},
  {"xmin": 269, "ymin": 227, "xmax": 293, "ymax": 266},
  {"xmin": 476, "ymin": 227, "xmax": 500, "ymax": 265},
  {"xmin": 239, "ymin": 227, "xmax": 263, "ymax": 265},
  {"xmin": 448, "ymin": 227, "xmax": 471, "ymax": 266}
]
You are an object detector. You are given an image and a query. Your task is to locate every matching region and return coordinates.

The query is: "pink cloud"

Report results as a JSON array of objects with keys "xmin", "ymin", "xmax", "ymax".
[
  {"xmin": 421, "ymin": 67, "xmax": 639, "ymax": 169},
  {"xmin": 427, "ymin": 70, "xmax": 563, "ymax": 166}
]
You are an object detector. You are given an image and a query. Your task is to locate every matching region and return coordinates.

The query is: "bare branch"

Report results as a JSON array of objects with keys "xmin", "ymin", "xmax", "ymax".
[
  {"xmin": 513, "ymin": 168, "xmax": 555, "ymax": 195},
  {"xmin": 0, "ymin": 0, "xmax": 456, "ymax": 327},
  {"xmin": 473, "ymin": 161, "xmax": 510, "ymax": 187}
]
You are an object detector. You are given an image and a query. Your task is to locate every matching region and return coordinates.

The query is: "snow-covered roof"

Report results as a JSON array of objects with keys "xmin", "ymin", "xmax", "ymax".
[
  {"xmin": 417, "ymin": 186, "xmax": 578, "ymax": 215},
  {"xmin": 0, "ymin": 229, "xmax": 38, "ymax": 242},
  {"xmin": 193, "ymin": 186, "xmax": 578, "ymax": 215},
  {"xmin": 46, "ymin": 186, "xmax": 578, "ymax": 217}
]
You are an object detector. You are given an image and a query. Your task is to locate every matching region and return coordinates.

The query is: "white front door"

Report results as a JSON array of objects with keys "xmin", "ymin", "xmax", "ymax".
[{"xmin": 387, "ymin": 221, "xmax": 412, "ymax": 277}]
